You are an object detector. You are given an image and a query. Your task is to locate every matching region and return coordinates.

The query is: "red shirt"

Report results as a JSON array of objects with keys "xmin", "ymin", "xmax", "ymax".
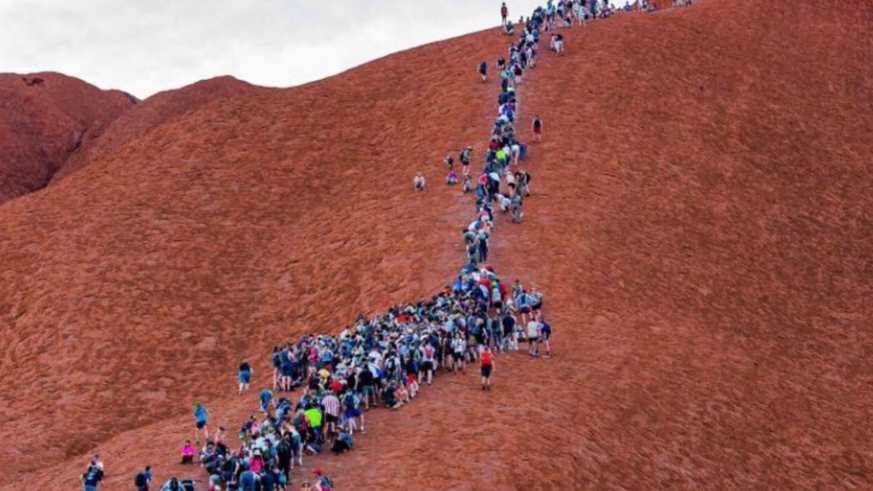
[
  {"xmin": 329, "ymin": 380, "xmax": 344, "ymax": 393},
  {"xmin": 481, "ymin": 352, "xmax": 493, "ymax": 367}
]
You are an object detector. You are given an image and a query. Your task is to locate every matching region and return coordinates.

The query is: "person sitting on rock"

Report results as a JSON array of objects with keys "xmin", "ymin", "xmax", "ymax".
[
  {"xmin": 463, "ymin": 174, "xmax": 473, "ymax": 193},
  {"xmin": 181, "ymin": 439, "xmax": 195, "ymax": 464}
]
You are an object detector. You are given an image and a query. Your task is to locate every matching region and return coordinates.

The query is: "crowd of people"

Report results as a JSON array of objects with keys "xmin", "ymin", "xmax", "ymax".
[
  {"xmin": 76, "ymin": 1, "xmax": 702, "ymax": 489},
  {"xmin": 187, "ymin": 4, "xmax": 560, "ymax": 490}
]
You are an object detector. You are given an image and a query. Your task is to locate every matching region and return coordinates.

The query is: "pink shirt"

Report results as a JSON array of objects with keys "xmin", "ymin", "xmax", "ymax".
[{"xmin": 249, "ymin": 456, "xmax": 264, "ymax": 474}]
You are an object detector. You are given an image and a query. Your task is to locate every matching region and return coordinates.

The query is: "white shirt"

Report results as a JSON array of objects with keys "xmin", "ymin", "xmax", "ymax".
[{"xmin": 527, "ymin": 320, "xmax": 541, "ymax": 338}]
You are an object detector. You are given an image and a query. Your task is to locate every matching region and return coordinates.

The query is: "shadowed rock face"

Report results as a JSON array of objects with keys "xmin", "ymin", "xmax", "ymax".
[
  {"xmin": 1, "ymin": 0, "xmax": 872, "ymax": 489},
  {"xmin": 0, "ymin": 72, "xmax": 134, "ymax": 204},
  {"xmin": 50, "ymin": 76, "xmax": 266, "ymax": 185}
]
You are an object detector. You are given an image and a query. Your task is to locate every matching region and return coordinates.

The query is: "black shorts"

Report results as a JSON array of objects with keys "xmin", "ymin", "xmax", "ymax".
[
  {"xmin": 480, "ymin": 365, "xmax": 492, "ymax": 378},
  {"xmin": 326, "ymin": 414, "xmax": 339, "ymax": 424},
  {"xmin": 452, "ymin": 352, "xmax": 463, "ymax": 361},
  {"xmin": 422, "ymin": 361, "xmax": 434, "ymax": 372},
  {"xmin": 196, "ymin": 421, "xmax": 207, "ymax": 430}
]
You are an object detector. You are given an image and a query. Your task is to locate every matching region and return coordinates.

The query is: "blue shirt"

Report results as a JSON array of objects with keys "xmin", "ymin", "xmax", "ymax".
[{"xmin": 194, "ymin": 407, "xmax": 207, "ymax": 423}]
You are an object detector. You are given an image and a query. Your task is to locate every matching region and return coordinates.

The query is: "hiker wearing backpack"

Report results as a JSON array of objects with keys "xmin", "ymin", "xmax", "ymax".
[
  {"xmin": 81, "ymin": 461, "xmax": 103, "ymax": 491},
  {"xmin": 134, "ymin": 465, "xmax": 152, "ymax": 491},
  {"xmin": 479, "ymin": 60, "xmax": 488, "ymax": 82},
  {"xmin": 313, "ymin": 469, "xmax": 335, "ymax": 491},
  {"xmin": 342, "ymin": 389, "xmax": 364, "ymax": 433},
  {"xmin": 460, "ymin": 146, "xmax": 472, "ymax": 175}
]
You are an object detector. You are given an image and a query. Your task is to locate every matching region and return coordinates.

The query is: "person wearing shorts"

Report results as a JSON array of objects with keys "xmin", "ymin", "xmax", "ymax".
[
  {"xmin": 421, "ymin": 344, "xmax": 436, "ymax": 386},
  {"xmin": 460, "ymin": 146, "xmax": 472, "ymax": 176},
  {"xmin": 238, "ymin": 360, "xmax": 252, "ymax": 394},
  {"xmin": 517, "ymin": 292, "xmax": 532, "ymax": 325},
  {"xmin": 359, "ymin": 367, "xmax": 376, "ymax": 409},
  {"xmin": 451, "ymin": 334, "xmax": 466, "ymax": 374},
  {"xmin": 480, "ymin": 346, "xmax": 494, "ymax": 390},
  {"xmin": 540, "ymin": 314, "xmax": 552, "ymax": 358},
  {"xmin": 193, "ymin": 402, "xmax": 209, "ymax": 443},
  {"xmin": 526, "ymin": 318, "xmax": 541, "ymax": 358}
]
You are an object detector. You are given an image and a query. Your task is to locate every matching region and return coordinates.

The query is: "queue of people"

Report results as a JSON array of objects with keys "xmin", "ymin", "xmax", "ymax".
[
  {"xmin": 190, "ymin": 3, "xmax": 562, "ymax": 489},
  {"xmin": 72, "ymin": 1, "xmax": 693, "ymax": 489}
]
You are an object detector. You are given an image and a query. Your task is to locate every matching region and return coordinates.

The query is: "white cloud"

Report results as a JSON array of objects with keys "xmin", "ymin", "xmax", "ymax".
[{"xmin": 0, "ymin": 0, "xmax": 544, "ymax": 98}]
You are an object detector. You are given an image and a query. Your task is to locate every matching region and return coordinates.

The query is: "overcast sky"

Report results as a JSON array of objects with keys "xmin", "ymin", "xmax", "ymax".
[{"xmin": 1, "ymin": 0, "xmax": 545, "ymax": 99}]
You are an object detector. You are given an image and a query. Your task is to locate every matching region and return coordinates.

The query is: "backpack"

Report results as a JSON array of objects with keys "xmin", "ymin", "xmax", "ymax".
[
  {"xmin": 319, "ymin": 476, "xmax": 335, "ymax": 491},
  {"xmin": 344, "ymin": 393, "xmax": 356, "ymax": 410},
  {"xmin": 134, "ymin": 473, "xmax": 147, "ymax": 487}
]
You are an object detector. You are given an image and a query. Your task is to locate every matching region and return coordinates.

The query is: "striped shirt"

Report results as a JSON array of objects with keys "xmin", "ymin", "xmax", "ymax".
[{"xmin": 322, "ymin": 394, "xmax": 341, "ymax": 417}]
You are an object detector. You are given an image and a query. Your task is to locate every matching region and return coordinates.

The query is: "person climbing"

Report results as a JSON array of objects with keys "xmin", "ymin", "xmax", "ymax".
[
  {"xmin": 451, "ymin": 333, "xmax": 466, "ymax": 374},
  {"xmin": 193, "ymin": 401, "xmax": 209, "ymax": 443},
  {"xmin": 259, "ymin": 388, "xmax": 274, "ymax": 415},
  {"xmin": 540, "ymin": 313, "xmax": 552, "ymax": 358},
  {"xmin": 460, "ymin": 146, "xmax": 472, "ymax": 175},
  {"xmin": 510, "ymin": 193, "xmax": 524, "ymax": 223},
  {"xmin": 479, "ymin": 60, "xmax": 488, "ymax": 82},
  {"xmin": 480, "ymin": 345, "xmax": 495, "ymax": 390},
  {"xmin": 414, "ymin": 172, "xmax": 426, "ymax": 192},
  {"xmin": 463, "ymin": 174, "xmax": 473, "ymax": 193},
  {"xmin": 134, "ymin": 465, "xmax": 151, "ymax": 491},
  {"xmin": 555, "ymin": 33, "xmax": 565, "ymax": 55},
  {"xmin": 271, "ymin": 346, "xmax": 281, "ymax": 389},
  {"xmin": 532, "ymin": 115, "xmax": 543, "ymax": 143},
  {"xmin": 81, "ymin": 460, "xmax": 104, "ymax": 491},
  {"xmin": 421, "ymin": 342, "xmax": 436, "ymax": 386},
  {"xmin": 238, "ymin": 359, "xmax": 253, "ymax": 394},
  {"xmin": 444, "ymin": 153, "xmax": 455, "ymax": 170},
  {"xmin": 527, "ymin": 315, "xmax": 542, "ymax": 358},
  {"xmin": 239, "ymin": 467, "xmax": 257, "ymax": 491},
  {"xmin": 322, "ymin": 389, "xmax": 341, "ymax": 437}
]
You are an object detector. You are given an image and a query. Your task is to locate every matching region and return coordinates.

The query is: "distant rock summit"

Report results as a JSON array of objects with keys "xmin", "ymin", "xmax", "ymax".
[{"xmin": 0, "ymin": 72, "xmax": 134, "ymax": 204}]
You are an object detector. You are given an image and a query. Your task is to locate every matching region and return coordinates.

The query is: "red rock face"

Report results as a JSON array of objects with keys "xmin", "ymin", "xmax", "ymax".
[
  {"xmin": 0, "ymin": 72, "xmax": 134, "ymax": 204},
  {"xmin": 1, "ymin": 0, "xmax": 871, "ymax": 490},
  {"xmin": 50, "ymin": 76, "xmax": 266, "ymax": 184}
]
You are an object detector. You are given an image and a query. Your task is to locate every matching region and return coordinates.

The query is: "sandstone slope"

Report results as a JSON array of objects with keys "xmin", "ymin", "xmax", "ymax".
[{"xmin": 2, "ymin": 0, "xmax": 872, "ymax": 489}]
